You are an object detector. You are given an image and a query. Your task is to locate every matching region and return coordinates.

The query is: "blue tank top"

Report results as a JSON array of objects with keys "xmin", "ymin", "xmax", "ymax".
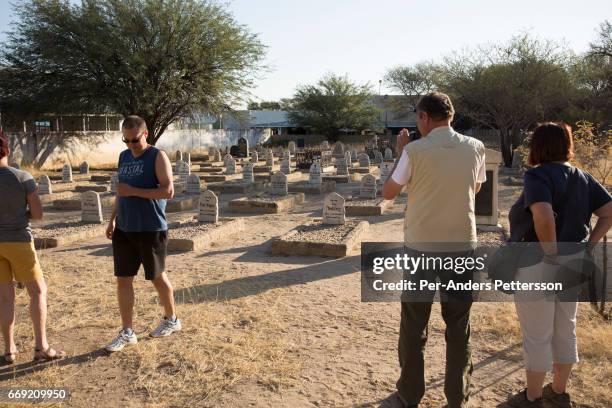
[{"xmin": 116, "ymin": 146, "xmax": 168, "ymax": 232}]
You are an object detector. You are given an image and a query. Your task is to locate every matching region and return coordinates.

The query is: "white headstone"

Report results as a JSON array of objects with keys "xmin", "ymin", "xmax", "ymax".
[
  {"xmin": 243, "ymin": 163, "xmax": 254, "ymax": 183},
  {"xmin": 309, "ymin": 162, "xmax": 322, "ymax": 186},
  {"xmin": 323, "ymin": 192, "xmax": 345, "ymax": 225},
  {"xmin": 198, "ymin": 190, "xmax": 219, "ymax": 223},
  {"xmin": 186, "ymin": 174, "xmax": 201, "ymax": 195},
  {"xmin": 250, "ymin": 151, "xmax": 259, "ymax": 163},
  {"xmin": 321, "ymin": 140, "xmax": 330, "ymax": 150},
  {"xmin": 280, "ymin": 159, "xmax": 292, "ymax": 175},
  {"xmin": 223, "ymin": 154, "xmax": 232, "ymax": 167},
  {"xmin": 335, "ymin": 157, "xmax": 348, "ymax": 176},
  {"xmin": 185, "ymin": 152, "xmax": 191, "ymax": 166},
  {"xmin": 225, "ymin": 155, "xmax": 236, "ymax": 175},
  {"xmin": 214, "ymin": 150, "xmax": 222, "ymax": 162},
  {"xmin": 177, "ymin": 160, "xmax": 190, "ymax": 183},
  {"xmin": 38, "ymin": 175, "xmax": 52, "ymax": 195},
  {"xmin": 379, "ymin": 163, "xmax": 392, "ymax": 184},
  {"xmin": 350, "ymin": 149, "xmax": 358, "ymax": 162},
  {"xmin": 384, "ymin": 148, "xmax": 393, "ymax": 160},
  {"xmin": 110, "ymin": 172, "xmax": 118, "ymax": 193},
  {"xmin": 360, "ymin": 174, "xmax": 377, "ymax": 199},
  {"xmin": 282, "ymin": 149, "xmax": 291, "ymax": 162},
  {"xmin": 175, "ymin": 150, "xmax": 183, "ymax": 161},
  {"xmin": 81, "ymin": 191, "xmax": 103, "ymax": 223},
  {"xmin": 62, "ymin": 164, "xmax": 73, "ymax": 183},
  {"xmin": 270, "ymin": 171, "xmax": 288, "ymax": 196},
  {"xmin": 344, "ymin": 151, "xmax": 352, "ymax": 168},
  {"xmin": 358, "ymin": 153, "xmax": 370, "ymax": 168},
  {"xmin": 288, "ymin": 141, "xmax": 297, "ymax": 155},
  {"xmin": 373, "ymin": 150, "xmax": 383, "ymax": 164},
  {"xmin": 79, "ymin": 161, "xmax": 89, "ymax": 174},
  {"xmin": 266, "ymin": 149, "xmax": 275, "ymax": 168}
]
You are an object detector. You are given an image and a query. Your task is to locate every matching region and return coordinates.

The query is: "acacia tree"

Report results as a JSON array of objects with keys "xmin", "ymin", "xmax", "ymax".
[
  {"xmin": 286, "ymin": 74, "xmax": 380, "ymax": 141},
  {"xmin": 439, "ymin": 35, "xmax": 575, "ymax": 166},
  {"xmin": 0, "ymin": 0, "xmax": 266, "ymax": 146},
  {"xmin": 384, "ymin": 61, "xmax": 442, "ymax": 108}
]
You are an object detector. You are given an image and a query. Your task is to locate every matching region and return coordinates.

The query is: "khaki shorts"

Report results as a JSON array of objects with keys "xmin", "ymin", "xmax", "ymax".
[{"xmin": 0, "ymin": 241, "xmax": 43, "ymax": 284}]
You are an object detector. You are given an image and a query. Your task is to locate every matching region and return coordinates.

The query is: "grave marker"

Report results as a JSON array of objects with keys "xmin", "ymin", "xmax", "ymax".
[
  {"xmin": 266, "ymin": 149, "xmax": 275, "ymax": 168},
  {"xmin": 198, "ymin": 190, "xmax": 219, "ymax": 223},
  {"xmin": 225, "ymin": 155, "xmax": 236, "ymax": 175},
  {"xmin": 186, "ymin": 174, "xmax": 201, "ymax": 195},
  {"xmin": 344, "ymin": 151, "xmax": 352, "ymax": 168},
  {"xmin": 185, "ymin": 153, "xmax": 191, "ymax": 166},
  {"xmin": 79, "ymin": 161, "xmax": 89, "ymax": 174},
  {"xmin": 280, "ymin": 159, "xmax": 292, "ymax": 175},
  {"xmin": 335, "ymin": 157, "xmax": 348, "ymax": 176},
  {"xmin": 384, "ymin": 148, "xmax": 393, "ymax": 160},
  {"xmin": 323, "ymin": 192, "xmax": 345, "ymax": 225},
  {"xmin": 175, "ymin": 150, "xmax": 183, "ymax": 161},
  {"xmin": 81, "ymin": 191, "xmax": 103, "ymax": 223},
  {"xmin": 38, "ymin": 175, "xmax": 52, "ymax": 195},
  {"xmin": 332, "ymin": 142, "xmax": 345, "ymax": 156},
  {"xmin": 288, "ymin": 141, "xmax": 297, "ymax": 155},
  {"xmin": 321, "ymin": 140, "xmax": 330, "ymax": 150},
  {"xmin": 177, "ymin": 160, "xmax": 190, "ymax": 183},
  {"xmin": 110, "ymin": 173, "xmax": 118, "ymax": 193},
  {"xmin": 373, "ymin": 150, "xmax": 383, "ymax": 164},
  {"xmin": 270, "ymin": 171, "xmax": 288, "ymax": 196},
  {"xmin": 250, "ymin": 151, "xmax": 259, "ymax": 163},
  {"xmin": 358, "ymin": 153, "xmax": 370, "ymax": 168},
  {"xmin": 237, "ymin": 137, "xmax": 249, "ymax": 158},
  {"xmin": 243, "ymin": 163, "xmax": 254, "ymax": 183},
  {"xmin": 379, "ymin": 163, "xmax": 392, "ymax": 184},
  {"xmin": 360, "ymin": 174, "xmax": 377, "ymax": 199},
  {"xmin": 62, "ymin": 164, "xmax": 73, "ymax": 183},
  {"xmin": 350, "ymin": 149, "xmax": 358, "ymax": 162},
  {"xmin": 309, "ymin": 162, "xmax": 322, "ymax": 186}
]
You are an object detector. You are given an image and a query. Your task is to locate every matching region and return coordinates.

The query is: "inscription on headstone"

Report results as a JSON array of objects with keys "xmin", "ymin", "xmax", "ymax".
[
  {"xmin": 384, "ymin": 148, "xmax": 393, "ymax": 160},
  {"xmin": 360, "ymin": 174, "xmax": 377, "ymax": 199},
  {"xmin": 81, "ymin": 191, "xmax": 103, "ymax": 223},
  {"xmin": 323, "ymin": 192, "xmax": 345, "ymax": 225},
  {"xmin": 198, "ymin": 190, "xmax": 219, "ymax": 223},
  {"xmin": 79, "ymin": 161, "xmax": 89, "ymax": 174},
  {"xmin": 270, "ymin": 171, "xmax": 288, "ymax": 196},
  {"xmin": 38, "ymin": 175, "xmax": 52, "ymax": 195},
  {"xmin": 373, "ymin": 150, "xmax": 383, "ymax": 164},
  {"xmin": 62, "ymin": 164, "xmax": 73, "ymax": 183}
]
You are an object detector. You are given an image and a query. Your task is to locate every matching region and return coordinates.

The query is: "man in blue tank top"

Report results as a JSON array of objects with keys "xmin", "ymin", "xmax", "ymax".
[{"xmin": 104, "ymin": 115, "xmax": 181, "ymax": 352}]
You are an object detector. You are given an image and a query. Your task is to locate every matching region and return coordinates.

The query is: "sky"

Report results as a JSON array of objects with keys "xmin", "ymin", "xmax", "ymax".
[{"xmin": 0, "ymin": 0, "xmax": 609, "ymax": 103}]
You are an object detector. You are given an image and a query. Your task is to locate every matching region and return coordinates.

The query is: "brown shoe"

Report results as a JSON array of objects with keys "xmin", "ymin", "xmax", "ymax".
[
  {"xmin": 542, "ymin": 384, "xmax": 572, "ymax": 408},
  {"xmin": 33, "ymin": 347, "xmax": 66, "ymax": 363},
  {"xmin": 507, "ymin": 389, "xmax": 544, "ymax": 407}
]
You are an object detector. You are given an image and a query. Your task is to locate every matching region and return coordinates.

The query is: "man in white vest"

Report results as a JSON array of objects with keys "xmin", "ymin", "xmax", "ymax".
[{"xmin": 383, "ymin": 92, "xmax": 486, "ymax": 408}]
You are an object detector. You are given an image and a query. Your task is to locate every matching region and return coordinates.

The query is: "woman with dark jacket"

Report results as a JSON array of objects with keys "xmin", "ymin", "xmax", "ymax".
[{"xmin": 507, "ymin": 122, "xmax": 612, "ymax": 407}]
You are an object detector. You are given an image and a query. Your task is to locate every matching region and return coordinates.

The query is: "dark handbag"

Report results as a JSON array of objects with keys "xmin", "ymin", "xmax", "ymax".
[{"xmin": 488, "ymin": 166, "xmax": 578, "ymax": 293}]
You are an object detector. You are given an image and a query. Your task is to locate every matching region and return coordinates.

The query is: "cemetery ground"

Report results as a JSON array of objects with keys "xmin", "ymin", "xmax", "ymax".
[{"xmin": 1, "ymin": 173, "xmax": 610, "ymax": 407}]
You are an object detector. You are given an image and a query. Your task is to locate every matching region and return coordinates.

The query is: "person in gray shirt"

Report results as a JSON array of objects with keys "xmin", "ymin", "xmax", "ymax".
[{"xmin": 0, "ymin": 132, "xmax": 65, "ymax": 363}]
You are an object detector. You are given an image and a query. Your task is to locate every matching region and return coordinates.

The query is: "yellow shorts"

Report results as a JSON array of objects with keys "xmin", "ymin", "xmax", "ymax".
[{"xmin": 0, "ymin": 242, "xmax": 43, "ymax": 284}]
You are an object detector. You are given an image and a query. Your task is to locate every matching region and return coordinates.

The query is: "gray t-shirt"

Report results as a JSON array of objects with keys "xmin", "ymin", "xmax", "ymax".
[{"xmin": 0, "ymin": 167, "xmax": 37, "ymax": 242}]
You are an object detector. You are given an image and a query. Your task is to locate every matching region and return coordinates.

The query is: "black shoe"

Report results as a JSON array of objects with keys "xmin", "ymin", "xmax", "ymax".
[
  {"xmin": 542, "ymin": 384, "xmax": 572, "ymax": 408},
  {"xmin": 395, "ymin": 391, "xmax": 418, "ymax": 408},
  {"xmin": 507, "ymin": 389, "xmax": 544, "ymax": 407}
]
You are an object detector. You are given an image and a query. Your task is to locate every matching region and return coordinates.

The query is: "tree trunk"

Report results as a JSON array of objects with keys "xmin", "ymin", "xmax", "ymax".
[{"xmin": 499, "ymin": 128, "xmax": 513, "ymax": 167}]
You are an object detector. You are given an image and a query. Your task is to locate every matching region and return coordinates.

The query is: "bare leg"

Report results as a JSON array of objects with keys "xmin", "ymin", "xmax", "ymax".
[
  {"xmin": 526, "ymin": 370, "xmax": 547, "ymax": 400},
  {"xmin": 0, "ymin": 282, "xmax": 16, "ymax": 354},
  {"xmin": 117, "ymin": 277, "xmax": 135, "ymax": 330},
  {"xmin": 151, "ymin": 273, "xmax": 175, "ymax": 318},
  {"xmin": 552, "ymin": 363, "xmax": 573, "ymax": 393},
  {"xmin": 25, "ymin": 278, "xmax": 48, "ymax": 351}
]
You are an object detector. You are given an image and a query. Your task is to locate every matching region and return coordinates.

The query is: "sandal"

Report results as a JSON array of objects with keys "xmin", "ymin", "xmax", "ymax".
[
  {"xmin": 33, "ymin": 347, "xmax": 66, "ymax": 362},
  {"xmin": 3, "ymin": 351, "xmax": 18, "ymax": 364}
]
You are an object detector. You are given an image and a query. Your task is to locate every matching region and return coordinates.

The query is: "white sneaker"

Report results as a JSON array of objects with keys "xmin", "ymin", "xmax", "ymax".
[
  {"xmin": 149, "ymin": 317, "xmax": 182, "ymax": 338},
  {"xmin": 105, "ymin": 329, "xmax": 137, "ymax": 352}
]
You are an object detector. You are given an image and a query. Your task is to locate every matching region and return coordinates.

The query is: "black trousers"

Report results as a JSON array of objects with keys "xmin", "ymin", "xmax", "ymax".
[{"xmin": 396, "ymin": 248, "xmax": 474, "ymax": 408}]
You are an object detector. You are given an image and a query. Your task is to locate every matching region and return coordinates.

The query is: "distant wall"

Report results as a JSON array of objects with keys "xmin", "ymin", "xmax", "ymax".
[{"xmin": 8, "ymin": 128, "xmax": 271, "ymax": 169}]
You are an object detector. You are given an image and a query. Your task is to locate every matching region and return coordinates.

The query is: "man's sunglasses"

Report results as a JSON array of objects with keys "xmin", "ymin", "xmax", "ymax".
[{"xmin": 122, "ymin": 133, "xmax": 145, "ymax": 144}]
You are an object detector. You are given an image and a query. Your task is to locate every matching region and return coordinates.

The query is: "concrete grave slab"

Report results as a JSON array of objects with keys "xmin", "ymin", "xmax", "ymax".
[{"xmin": 167, "ymin": 218, "xmax": 244, "ymax": 252}]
